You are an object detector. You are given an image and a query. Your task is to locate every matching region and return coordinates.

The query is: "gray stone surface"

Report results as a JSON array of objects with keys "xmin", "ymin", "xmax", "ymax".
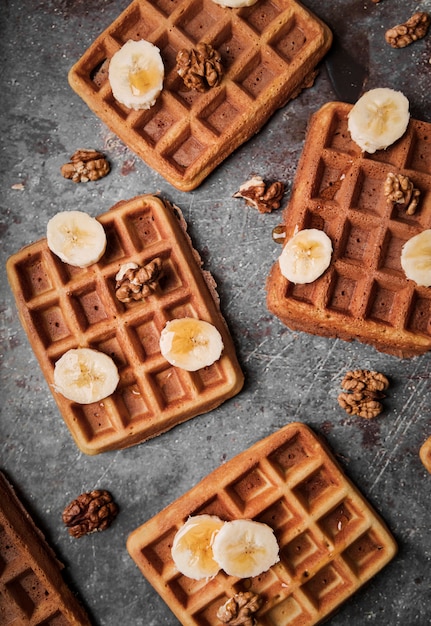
[{"xmin": 1, "ymin": 1, "xmax": 430, "ymax": 625}]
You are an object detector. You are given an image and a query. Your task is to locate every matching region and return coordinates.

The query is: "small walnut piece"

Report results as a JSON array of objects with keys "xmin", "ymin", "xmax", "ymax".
[
  {"xmin": 62, "ymin": 490, "xmax": 118, "ymax": 538},
  {"xmin": 233, "ymin": 175, "xmax": 285, "ymax": 213},
  {"xmin": 176, "ymin": 42, "xmax": 223, "ymax": 92},
  {"xmin": 385, "ymin": 12, "xmax": 431, "ymax": 48},
  {"xmin": 338, "ymin": 370, "xmax": 389, "ymax": 419},
  {"xmin": 384, "ymin": 172, "xmax": 420, "ymax": 215},
  {"xmin": 115, "ymin": 258, "xmax": 163, "ymax": 303},
  {"xmin": 61, "ymin": 149, "xmax": 110, "ymax": 183},
  {"xmin": 217, "ymin": 591, "xmax": 262, "ymax": 626}
]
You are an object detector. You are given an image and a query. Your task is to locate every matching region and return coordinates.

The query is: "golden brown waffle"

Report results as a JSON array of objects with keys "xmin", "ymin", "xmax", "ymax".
[
  {"xmin": 267, "ymin": 101, "xmax": 431, "ymax": 358},
  {"xmin": 0, "ymin": 472, "xmax": 91, "ymax": 625},
  {"xmin": 68, "ymin": 0, "xmax": 332, "ymax": 191},
  {"xmin": 127, "ymin": 422, "xmax": 397, "ymax": 626},
  {"xmin": 419, "ymin": 436, "xmax": 431, "ymax": 473},
  {"xmin": 6, "ymin": 195, "xmax": 244, "ymax": 455}
]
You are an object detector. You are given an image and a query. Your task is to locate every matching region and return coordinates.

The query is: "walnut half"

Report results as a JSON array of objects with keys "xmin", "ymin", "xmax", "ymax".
[
  {"xmin": 217, "ymin": 592, "xmax": 262, "ymax": 626},
  {"xmin": 61, "ymin": 149, "xmax": 110, "ymax": 183},
  {"xmin": 338, "ymin": 370, "xmax": 389, "ymax": 419},
  {"xmin": 176, "ymin": 43, "xmax": 223, "ymax": 92},
  {"xmin": 385, "ymin": 12, "xmax": 431, "ymax": 48},
  {"xmin": 62, "ymin": 490, "xmax": 118, "ymax": 538},
  {"xmin": 384, "ymin": 172, "xmax": 420, "ymax": 215},
  {"xmin": 233, "ymin": 175, "xmax": 285, "ymax": 213},
  {"xmin": 115, "ymin": 258, "xmax": 163, "ymax": 303}
]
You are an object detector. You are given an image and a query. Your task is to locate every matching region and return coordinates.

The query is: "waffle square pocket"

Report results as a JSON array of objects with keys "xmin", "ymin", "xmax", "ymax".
[
  {"xmin": 67, "ymin": 0, "xmax": 332, "ymax": 191},
  {"xmin": 127, "ymin": 422, "xmax": 397, "ymax": 626},
  {"xmin": 6, "ymin": 195, "xmax": 243, "ymax": 454},
  {"xmin": 267, "ymin": 101, "xmax": 431, "ymax": 357}
]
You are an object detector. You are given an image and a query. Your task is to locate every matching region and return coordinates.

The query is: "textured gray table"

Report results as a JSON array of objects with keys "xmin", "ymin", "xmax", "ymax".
[{"xmin": 1, "ymin": 1, "xmax": 430, "ymax": 625}]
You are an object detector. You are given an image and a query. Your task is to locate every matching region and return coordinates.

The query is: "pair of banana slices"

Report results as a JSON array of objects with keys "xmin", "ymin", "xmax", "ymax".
[
  {"xmin": 53, "ymin": 316, "xmax": 223, "ymax": 406},
  {"xmin": 47, "ymin": 212, "xmax": 224, "ymax": 405},
  {"xmin": 171, "ymin": 514, "xmax": 280, "ymax": 580}
]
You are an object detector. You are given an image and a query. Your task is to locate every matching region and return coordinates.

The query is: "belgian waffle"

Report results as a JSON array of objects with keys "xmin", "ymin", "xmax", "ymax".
[
  {"xmin": 0, "ymin": 472, "xmax": 91, "ymax": 625},
  {"xmin": 267, "ymin": 101, "xmax": 431, "ymax": 358},
  {"xmin": 67, "ymin": 0, "xmax": 332, "ymax": 191},
  {"xmin": 127, "ymin": 422, "xmax": 397, "ymax": 626},
  {"xmin": 6, "ymin": 195, "xmax": 244, "ymax": 455},
  {"xmin": 419, "ymin": 436, "xmax": 431, "ymax": 473}
]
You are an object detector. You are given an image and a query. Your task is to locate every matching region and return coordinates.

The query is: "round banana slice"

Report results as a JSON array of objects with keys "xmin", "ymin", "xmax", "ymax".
[
  {"xmin": 400, "ymin": 229, "xmax": 431, "ymax": 287},
  {"xmin": 53, "ymin": 348, "xmax": 119, "ymax": 404},
  {"xmin": 348, "ymin": 87, "xmax": 410, "ymax": 153},
  {"xmin": 47, "ymin": 211, "xmax": 107, "ymax": 268},
  {"xmin": 108, "ymin": 39, "xmax": 164, "ymax": 110},
  {"xmin": 211, "ymin": 0, "xmax": 258, "ymax": 7},
  {"xmin": 278, "ymin": 228, "xmax": 332, "ymax": 284},
  {"xmin": 171, "ymin": 515, "xmax": 225, "ymax": 580},
  {"xmin": 212, "ymin": 519, "xmax": 280, "ymax": 579},
  {"xmin": 159, "ymin": 318, "xmax": 224, "ymax": 372}
]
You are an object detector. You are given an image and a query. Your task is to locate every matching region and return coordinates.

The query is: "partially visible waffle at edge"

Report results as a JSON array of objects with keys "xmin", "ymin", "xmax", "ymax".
[
  {"xmin": 0, "ymin": 472, "xmax": 91, "ymax": 625},
  {"xmin": 419, "ymin": 436, "xmax": 431, "ymax": 473},
  {"xmin": 267, "ymin": 101, "xmax": 431, "ymax": 358},
  {"xmin": 127, "ymin": 422, "xmax": 397, "ymax": 626},
  {"xmin": 68, "ymin": 0, "xmax": 332, "ymax": 191},
  {"xmin": 6, "ymin": 195, "xmax": 243, "ymax": 454}
]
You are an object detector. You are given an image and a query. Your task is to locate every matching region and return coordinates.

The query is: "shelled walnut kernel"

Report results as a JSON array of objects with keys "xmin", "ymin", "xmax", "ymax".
[
  {"xmin": 384, "ymin": 172, "xmax": 420, "ymax": 215},
  {"xmin": 61, "ymin": 149, "xmax": 110, "ymax": 182},
  {"xmin": 338, "ymin": 370, "xmax": 389, "ymax": 419},
  {"xmin": 115, "ymin": 258, "xmax": 163, "ymax": 303},
  {"xmin": 385, "ymin": 12, "xmax": 431, "ymax": 48},
  {"xmin": 62, "ymin": 490, "xmax": 118, "ymax": 538},
  {"xmin": 217, "ymin": 591, "xmax": 262, "ymax": 626},
  {"xmin": 176, "ymin": 42, "xmax": 223, "ymax": 92},
  {"xmin": 233, "ymin": 175, "xmax": 285, "ymax": 213}
]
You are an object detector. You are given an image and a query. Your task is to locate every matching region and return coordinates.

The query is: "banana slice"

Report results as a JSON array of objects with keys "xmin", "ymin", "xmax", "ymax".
[
  {"xmin": 108, "ymin": 39, "xmax": 164, "ymax": 110},
  {"xmin": 171, "ymin": 515, "xmax": 225, "ymax": 580},
  {"xmin": 212, "ymin": 519, "xmax": 280, "ymax": 579},
  {"xmin": 400, "ymin": 229, "xmax": 431, "ymax": 287},
  {"xmin": 211, "ymin": 0, "xmax": 258, "ymax": 7},
  {"xmin": 278, "ymin": 228, "xmax": 332, "ymax": 284},
  {"xmin": 47, "ymin": 211, "xmax": 106, "ymax": 268},
  {"xmin": 53, "ymin": 348, "xmax": 119, "ymax": 404},
  {"xmin": 348, "ymin": 88, "xmax": 410, "ymax": 153},
  {"xmin": 159, "ymin": 318, "xmax": 224, "ymax": 372}
]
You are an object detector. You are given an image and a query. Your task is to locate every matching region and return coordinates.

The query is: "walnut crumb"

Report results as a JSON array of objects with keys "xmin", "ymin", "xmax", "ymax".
[
  {"xmin": 62, "ymin": 490, "xmax": 118, "ymax": 538},
  {"xmin": 176, "ymin": 42, "xmax": 223, "ymax": 92},
  {"xmin": 385, "ymin": 12, "xmax": 431, "ymax": 48},
  {"xmin": 61, "ymin": 149, "xmax": 110, "ymax": 182},
  {"xmin": 338, "ymin": 370, "xmax": 389, "ymax": 419},
  {"xmin": 115, "ymin": 258, "xmax": 163, "ymax": 303},
  {"xmin": 233, "ymin": 175, "xmax": 285, "ymax": 213},
  {"xmin": 384, "ymin": 172, "xmax": 420, "ymax": 215},
  {"xmin": 217, "ymin": 591, "xmax": 262, "ymax": 626}
]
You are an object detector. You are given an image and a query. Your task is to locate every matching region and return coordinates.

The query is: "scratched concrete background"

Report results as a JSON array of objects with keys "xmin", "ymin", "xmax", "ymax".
[{"xmin": 1, "ymin": 1, "xmax": 430, "ymax": 624}]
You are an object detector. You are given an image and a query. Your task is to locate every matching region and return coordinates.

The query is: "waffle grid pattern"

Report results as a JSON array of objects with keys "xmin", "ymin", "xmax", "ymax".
[
  {"xmin": 267, "ymin": 102, "xmax": 431, "ymax": 357},
  {"xmin": 68, "ymin": 0, "xmax": 331, "ymax": 190},
  {"xmin": 127, "ymin": 423, "xmax": 397, "ymax": 626},
  {"xmin": 6, "ymin": 196, "xmax": 243, "ymax": 454},
  {"xmin": 0, "ymin": 473, "xmax": 91, "ymax": 625}
]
